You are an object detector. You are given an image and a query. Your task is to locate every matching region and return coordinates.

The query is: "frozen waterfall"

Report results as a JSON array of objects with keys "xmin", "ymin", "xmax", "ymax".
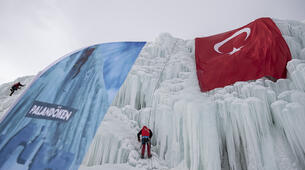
[{"xmin": 81, "ymin": 19, "xmax": 305, "ymax": 170}]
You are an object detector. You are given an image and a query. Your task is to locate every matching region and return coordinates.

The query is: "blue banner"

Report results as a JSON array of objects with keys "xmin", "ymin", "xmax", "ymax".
[{"xmin": 0, "ymin": 42, "xmax": 146, "ymax": 170}]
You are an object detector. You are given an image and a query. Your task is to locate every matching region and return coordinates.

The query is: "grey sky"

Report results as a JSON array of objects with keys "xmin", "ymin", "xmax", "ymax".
[{"xmin": 0, "ymin": 0, "xmax": 304, "ymax": 84}]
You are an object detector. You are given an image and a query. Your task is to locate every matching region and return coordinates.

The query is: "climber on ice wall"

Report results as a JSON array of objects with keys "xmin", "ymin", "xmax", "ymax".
[
  {"xmin": 9, "ymin": 82, "xmax": 25, "ymax": 96},
  {"xmin": 137, "ymin": 126, "xmax": 153, "ymax": 159}
]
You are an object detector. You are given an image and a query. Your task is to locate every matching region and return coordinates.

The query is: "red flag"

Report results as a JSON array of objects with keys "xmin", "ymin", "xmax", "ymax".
[{"xmin": 195, "ymin": 18, "xmax": 292, "ymax": 92}]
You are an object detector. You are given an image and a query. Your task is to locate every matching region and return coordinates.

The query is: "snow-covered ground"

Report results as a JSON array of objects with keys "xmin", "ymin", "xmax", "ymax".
[{"xmin": 1, "ymin": 19, "xmax": 305, "ymax": 170}]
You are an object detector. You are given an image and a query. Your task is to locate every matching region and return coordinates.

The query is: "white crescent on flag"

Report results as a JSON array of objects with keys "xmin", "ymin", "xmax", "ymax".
[{"xmin": 214, "ymin": 27, "xmax": 251, "ymax": 55}]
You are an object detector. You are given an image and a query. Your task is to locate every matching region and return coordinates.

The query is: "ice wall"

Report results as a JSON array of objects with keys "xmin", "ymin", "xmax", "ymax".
[
  {"xmin": 82, "ymin": 19, "xmax": 305, "ymax": 170},
  {"xmin": 0, "ymin": 76, "xmax": 34, "ymax": 120}
]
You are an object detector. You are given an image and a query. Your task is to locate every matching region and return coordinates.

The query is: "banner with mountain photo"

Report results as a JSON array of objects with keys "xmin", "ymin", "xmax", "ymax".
[{"xmin": 0, "ymin": 42, "xmax": 146, "ymax": 170}]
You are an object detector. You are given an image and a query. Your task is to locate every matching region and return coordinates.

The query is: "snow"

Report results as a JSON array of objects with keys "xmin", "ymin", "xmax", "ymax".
[
  {"xmin": 79, "ymin": 163, "xmax": 145, "ymax": 170},
  {"xmin": 1, "ymin": 19, "xmax": 305, "ymax": 170}
]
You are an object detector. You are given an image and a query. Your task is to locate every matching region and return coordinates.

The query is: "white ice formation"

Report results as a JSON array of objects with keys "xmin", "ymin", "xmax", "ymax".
[
  {"xmin": 1, "ymin": 19, "xmax": 305, "ymax": 170},
  {"xmin": 0, "ymin": 76, "xmax": 34, "ymax": 121},
  {"xmin": 82, "ymin": 19, "xmax": 305, "ymax": 170}
]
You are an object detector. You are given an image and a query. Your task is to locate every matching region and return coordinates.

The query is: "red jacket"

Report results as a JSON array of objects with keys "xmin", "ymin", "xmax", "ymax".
[
  {"xmin": 137, "ymin": 126, "xmax": 153, "ymax": 140},
  {"xmin": 12, "ymin": 82, "xmax": 23, "ymax": 89}
]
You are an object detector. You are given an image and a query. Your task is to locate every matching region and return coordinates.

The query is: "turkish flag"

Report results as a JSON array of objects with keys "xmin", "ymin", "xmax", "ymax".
[{"xmin": 195, "ymin": 17, "xmax": 292, "ymax": 92}]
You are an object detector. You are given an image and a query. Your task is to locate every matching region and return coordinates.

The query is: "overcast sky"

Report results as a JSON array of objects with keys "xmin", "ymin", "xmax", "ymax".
[{"xmin": 0, "ymin": 0, "xmax": 304, "ymax": 84}]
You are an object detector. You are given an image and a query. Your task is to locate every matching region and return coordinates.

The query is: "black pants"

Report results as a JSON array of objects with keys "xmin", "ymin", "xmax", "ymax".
[{"xmin": 9, "ymin": 86, "xmax": 18, "ymax": 96}]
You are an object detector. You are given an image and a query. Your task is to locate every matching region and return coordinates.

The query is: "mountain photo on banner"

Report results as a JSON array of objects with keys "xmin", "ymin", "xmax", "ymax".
[
  {"xmin": 0, "ymin": 42, "xmax": 145, "ymax": 170},
  {"xmin": 103, "ymin": 42, "xmax": 146, "ymax": 104}
]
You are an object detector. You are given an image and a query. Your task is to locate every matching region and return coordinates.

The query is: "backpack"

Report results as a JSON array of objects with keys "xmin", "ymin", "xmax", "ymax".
[{"xmin": 141, "ymin": 126, "xmax": 150, "ymax": 137}]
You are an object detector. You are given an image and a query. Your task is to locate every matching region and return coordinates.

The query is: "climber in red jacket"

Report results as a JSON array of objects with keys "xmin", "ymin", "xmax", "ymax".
[
  {"xmin": 10, "ymin": 82, "xmax": 25, "ymax": 96},
  {"xmin": 137, "ymin": 126, "xmax": 153, "ymax": 159}
]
